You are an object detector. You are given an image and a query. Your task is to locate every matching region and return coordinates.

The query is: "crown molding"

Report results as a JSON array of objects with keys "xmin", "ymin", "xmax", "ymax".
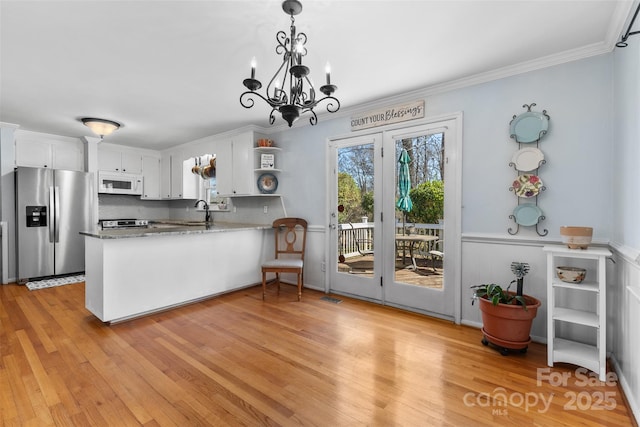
[
  {"xmin": 0, "ymin": 122, "xmax": 20, "ymax": 130},
  {"xmin": 235, "ymin": 2, "xmax": 638, "ymax": 135}
]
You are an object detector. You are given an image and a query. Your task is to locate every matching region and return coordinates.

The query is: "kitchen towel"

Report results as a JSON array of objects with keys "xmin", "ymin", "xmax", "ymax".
[{"xmin": 25, "ymin": 274, "xmax": 85, "ymax": 290}]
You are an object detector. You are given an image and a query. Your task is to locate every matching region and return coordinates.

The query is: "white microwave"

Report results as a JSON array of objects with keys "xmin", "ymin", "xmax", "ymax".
[{"xmin": 98, "ymin": 171, "xmax": 143, "ymax": 195}]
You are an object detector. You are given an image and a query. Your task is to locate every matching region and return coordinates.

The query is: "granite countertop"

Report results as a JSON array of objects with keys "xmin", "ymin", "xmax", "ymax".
[{"xmin": 81, "ymin": 221, "xmax": 271, "ymax": 239}]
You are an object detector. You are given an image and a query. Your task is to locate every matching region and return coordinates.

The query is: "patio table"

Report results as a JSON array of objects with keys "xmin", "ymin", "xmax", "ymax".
[{"xmin": 395, "ymin": 234, "xmax": 439, "ymax": 270}]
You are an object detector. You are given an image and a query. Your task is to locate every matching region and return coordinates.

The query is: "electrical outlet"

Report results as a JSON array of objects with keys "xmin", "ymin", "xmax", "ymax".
[
  {"xmin": 263, "ymin": 206, "xmax": 268, "ymax": 214},
  {"xmin": 321, "ymin": 262, "xmax": 326, "ymax": 272},
  {"xmin": 233, "ymin": 206, "xmax": 237, "ymax": 213}
]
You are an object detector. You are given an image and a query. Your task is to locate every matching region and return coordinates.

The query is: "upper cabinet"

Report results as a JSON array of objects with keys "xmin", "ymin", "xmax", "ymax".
[
  {"xmin": 156, "ymin": 131, "xmax": 279, "ymax": 200},
  {"xmin": 15, "ymin": 132, "xmax": 84, "ymax": 171},
  {"xmin": 215, "ymin": 136, "xmax": 255, "ymax": 196},
  {"xmin": 170, "ymin": 152, "xmax": 183, "ymax": 198},
  {"xmin": 98, "ymin": 146, "xmax": 142, "ymax": 174},
  {"xmin": 160, "ymin": 155, "xmax": 172, "ymax": 199},
  {"xmin": 159, "ymin": 149, "xmax": 187, "ymax": 199},
  {"xmin": 216, "ymin": 132, "xmax": 279, "ymax": 196},
  {"xmin": 141, "ymin": 155, "xmax": 161, "ymax": 199}
]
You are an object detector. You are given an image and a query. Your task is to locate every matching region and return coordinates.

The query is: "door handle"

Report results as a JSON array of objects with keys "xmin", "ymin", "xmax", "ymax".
[
  {"xmin": 49, "ymin": 186, "xmax": 55, "ymax": 243},
  {"xmin": 54, "ymin": 186, "xmax": 60, "ymax": 243}
]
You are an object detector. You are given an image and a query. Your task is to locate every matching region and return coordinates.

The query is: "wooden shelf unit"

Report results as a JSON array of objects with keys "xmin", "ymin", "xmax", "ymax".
[{"xmin": 543, "ymin": 244, "xmax": 611, "ymax": 381}]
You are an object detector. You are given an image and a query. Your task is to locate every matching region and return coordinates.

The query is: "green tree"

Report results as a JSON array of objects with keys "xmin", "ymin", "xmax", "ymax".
[
  {"xmin": 338, "ymin": 172, "xmax": 362, "ymax": 223},
  {"xmin": 361, "ymin": 191, "xmax": 374, "ymax": 221},
  {"xmin": 406, "ymin": 180, "xmax": 444, "ymax": 224}
]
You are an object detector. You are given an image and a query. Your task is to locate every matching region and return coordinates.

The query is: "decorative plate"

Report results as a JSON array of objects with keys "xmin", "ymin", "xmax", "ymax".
[
  {"xmin": 512, "ymin": 174, "xmax": 543, "ymax": 198},
  {"xmin": 511, "ymin": 147, "xmax": 544, "ymax": 172},
  {"xmin": 512, "ymin": 204, "xmax": 543, "ymax": 226},
  {"xmin": 510, "ymin": 111, "xmax": 549, "ymax": 143},
  {"xmin": 257, "ymin": 172, "xmax": 278, "ymax": 194}
]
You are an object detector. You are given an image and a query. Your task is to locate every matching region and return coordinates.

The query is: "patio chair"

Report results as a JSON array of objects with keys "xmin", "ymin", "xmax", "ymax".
[
  {"xmin": 347, "ymin": 222, "xmax": 374, "ymax": 256},
  {"xmin": 428, "ymin": 240, "xmax": 444, "ymax": 272},
  {"xmin": 261, "ymin": 217, "xmax": 308, "ymax": 301}
]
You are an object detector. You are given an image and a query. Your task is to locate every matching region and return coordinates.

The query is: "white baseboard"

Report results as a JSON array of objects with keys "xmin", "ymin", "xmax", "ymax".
[{"xmin": 610, "ymin": 354, "xmax": 640, "ymax": 425}]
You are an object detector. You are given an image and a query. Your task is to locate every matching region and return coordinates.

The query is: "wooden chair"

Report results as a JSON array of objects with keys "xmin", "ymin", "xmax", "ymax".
[{"xmin": 261, "ymin": 218, "xmax": 308, "ymax": 301}]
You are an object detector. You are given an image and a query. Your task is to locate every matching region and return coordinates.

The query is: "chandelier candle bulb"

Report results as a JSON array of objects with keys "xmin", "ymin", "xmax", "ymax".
[
  {"xmin": 325, "ymin": 62, "xmax": 331, "ymax": 85},
  {"xmin": 250, "ymin": 57, "xmax": 256, "ymax": 79},
  {"xmin": 274, "ymin": 80, "xmax": 281, "ymax": 100}
]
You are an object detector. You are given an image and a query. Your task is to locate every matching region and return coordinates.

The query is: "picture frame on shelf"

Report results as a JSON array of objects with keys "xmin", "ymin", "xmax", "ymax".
[{"xmin": 261, "ymin": 154, "xmax": 275, "ymax": 169}]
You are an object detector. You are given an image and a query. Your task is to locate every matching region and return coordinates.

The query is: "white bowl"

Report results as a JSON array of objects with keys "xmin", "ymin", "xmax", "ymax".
[{"xmin": 556, "ymin": 266, "xmax": 587, "ymax": 283}]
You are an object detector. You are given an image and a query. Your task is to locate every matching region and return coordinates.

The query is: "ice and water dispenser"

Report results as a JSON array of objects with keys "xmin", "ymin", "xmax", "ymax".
[{"xmin": 25, "ymin": 206, "xmax": 47, "ymax": 227}]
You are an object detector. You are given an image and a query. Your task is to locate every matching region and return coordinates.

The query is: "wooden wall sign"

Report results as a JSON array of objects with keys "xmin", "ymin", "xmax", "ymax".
[{"xmin": 350, "ymin": 100, "xmax": 425, "ymax": 131}]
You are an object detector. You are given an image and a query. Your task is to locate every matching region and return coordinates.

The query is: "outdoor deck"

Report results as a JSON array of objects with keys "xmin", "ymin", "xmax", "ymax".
[
  {"xmin": 339, "ymin": 253, "xmax": 443, "ymax": 289},
  {"xmin": 338, "ymin": 222, "xmax": 444, "ymax": 289}
]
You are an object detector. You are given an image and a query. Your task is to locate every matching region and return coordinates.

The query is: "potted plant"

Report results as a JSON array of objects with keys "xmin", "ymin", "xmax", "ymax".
[{"xmin": 471, "ymin": 262, "xmax": 541, "ymax": 355}]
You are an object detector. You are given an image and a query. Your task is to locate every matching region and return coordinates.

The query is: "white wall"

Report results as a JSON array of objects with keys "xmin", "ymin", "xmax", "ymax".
[
  {"xmin": 613, "ymin": 36, "xmax": 640, "ymax": 251},
  {"xmin": 610, "ymin": 35, "xmax": 640, "ymax": 421}
]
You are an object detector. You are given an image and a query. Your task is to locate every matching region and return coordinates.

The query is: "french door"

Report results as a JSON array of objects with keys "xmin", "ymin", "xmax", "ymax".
[
  {"xmin": 328, "ymin": 133, "xmax": 383, "ymax": 302},
  {"xmin": 328, "ymin": 117, "xmax": 460, "ymax": 320}
]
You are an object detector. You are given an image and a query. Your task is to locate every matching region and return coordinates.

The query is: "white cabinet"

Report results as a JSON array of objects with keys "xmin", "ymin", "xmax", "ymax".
[
  {"xmin": 216, "ymin": 134, "xmax": 254, "ymax": 196},
  {"xmin": 159, "ymin": 151, "xmax": 201, "ymax": 200},
  {"xmin": 16, "ymin": 137, "xmax": 84, "ymax": 171},
  {"xmin": 214, "ymin": 139, "xmax": 233, "ymax": 196},
  {"xmin": 170, "ymin": 153, "xmax": 183, "ymax": 198},
  {"xmin": 141, "ymin": 155, "xmax": 161, "ymax": 199},
  {"xmin": 99, "ymin": 148, "xmax": 142, "ymax": 174},
  {"xmin": 160, "ymin": 155, "xmax": 172, "ymax": 199},
  {"xmin": 543, "ymin": 245, "xmax": 611, "ymax": 381},
  {"xmin": 53, "ymin": 143, "xmax": 84, "ymax": 171},
  {"xmin": 216, "ymin": 133, "xmax": 282, "ymax": 196}
]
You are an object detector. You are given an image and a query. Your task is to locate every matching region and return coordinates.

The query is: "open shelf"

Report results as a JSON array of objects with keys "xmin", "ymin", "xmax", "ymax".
[
  {"xmin": 553, "ymin": 338, "xmax": 600, "ymax": 373},
  {"xmin": 551, "ymin": 279, "xmax": 599, "ymax": 292},
  {"xmin": 553, "ymin": 307, "xmax": 599, "ymax": 327},
  {"xmin": 543, "ymin": 244, "xmax": 611, "ymax": 381}
]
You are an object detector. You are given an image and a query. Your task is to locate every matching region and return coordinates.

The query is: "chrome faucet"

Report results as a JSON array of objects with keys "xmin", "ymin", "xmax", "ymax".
[{"xmin": 194, "ymin": 199, "xmax": 211, "ymax": 223}]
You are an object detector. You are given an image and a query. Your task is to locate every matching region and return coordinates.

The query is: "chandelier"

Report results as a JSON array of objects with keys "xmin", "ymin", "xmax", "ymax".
[{"xmin": 240, "ymin": 0, "xmax": 340, "ymax": 127}]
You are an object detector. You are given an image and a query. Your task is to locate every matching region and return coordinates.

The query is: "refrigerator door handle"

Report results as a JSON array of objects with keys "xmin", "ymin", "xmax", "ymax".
[
  {"xmin": 49, "ymin": 186, "xmax": 55, "ymax": 243},
  {"xmin": 54, "ymin": 186, "xmax": 61, "ymax": 243}
]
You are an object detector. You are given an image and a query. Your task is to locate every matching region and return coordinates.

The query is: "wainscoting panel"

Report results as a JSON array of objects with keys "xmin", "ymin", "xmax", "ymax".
[{"xmin": 610, "ymin": 244, "xmax": 640, "ymax": 423}]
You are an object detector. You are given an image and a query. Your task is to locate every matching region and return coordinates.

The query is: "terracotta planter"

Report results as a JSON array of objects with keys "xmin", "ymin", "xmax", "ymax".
[{"xmin": 478, "ymin": 293, "xmax": 541, "ymax": 353}]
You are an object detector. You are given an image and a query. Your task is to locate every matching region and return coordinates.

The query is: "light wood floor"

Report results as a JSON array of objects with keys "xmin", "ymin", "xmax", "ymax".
[{"xmin": 1, "ymin": 282, "xmax": 636, "ymax": 426}]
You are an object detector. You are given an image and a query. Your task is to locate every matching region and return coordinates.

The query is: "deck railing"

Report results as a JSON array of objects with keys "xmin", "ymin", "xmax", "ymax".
[{"xmin": 338, "ymin": 221, "xmax": 443, "ymax": 258}]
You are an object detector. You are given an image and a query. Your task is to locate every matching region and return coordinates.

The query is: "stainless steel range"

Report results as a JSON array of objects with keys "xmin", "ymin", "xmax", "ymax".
[{"xmin": 99, "ymin": 219, "xmax": 149, "ymax": 229}]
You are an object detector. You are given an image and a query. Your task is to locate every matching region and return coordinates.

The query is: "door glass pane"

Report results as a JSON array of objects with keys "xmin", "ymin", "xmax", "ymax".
[
  {"xmin": 394, "ymin": 133, "xmax": 444, "ymax": 288},
  {"xmin": 336, "ymin": 143, "xmax": 375, "ymax": 277}
]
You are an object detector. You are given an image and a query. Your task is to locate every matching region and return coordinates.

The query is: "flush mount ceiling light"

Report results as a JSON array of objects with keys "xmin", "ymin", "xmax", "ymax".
[
  {"xmin": 240, "ymin": 0, "xmax": 340, "ymax": 127},
  {"xmin": 81, "ymin": 118, "xmax": 121, "ymax": 139}
]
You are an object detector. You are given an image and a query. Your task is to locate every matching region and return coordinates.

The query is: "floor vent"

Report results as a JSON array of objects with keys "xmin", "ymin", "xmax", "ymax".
[{"xmin": 320, "ymin": 296, "xmax": 342, "ymax": 304}]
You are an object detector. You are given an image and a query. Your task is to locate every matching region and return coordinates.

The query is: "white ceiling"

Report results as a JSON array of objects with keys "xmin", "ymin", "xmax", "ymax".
[{"xmin": 0, "ymin": 1, "xmax": 636, "ymax": 150}]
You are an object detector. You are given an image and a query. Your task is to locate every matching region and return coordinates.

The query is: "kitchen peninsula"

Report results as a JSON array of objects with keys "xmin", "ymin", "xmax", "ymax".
[{"xmin": 81, "ymin": 222, "xmax": 271, "ymax": 322}]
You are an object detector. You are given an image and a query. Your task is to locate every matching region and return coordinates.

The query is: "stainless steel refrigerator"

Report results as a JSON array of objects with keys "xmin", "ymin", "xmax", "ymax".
[{"xmin": 15, "ymin": 167, "xmax": 94, "ymax": 282}]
